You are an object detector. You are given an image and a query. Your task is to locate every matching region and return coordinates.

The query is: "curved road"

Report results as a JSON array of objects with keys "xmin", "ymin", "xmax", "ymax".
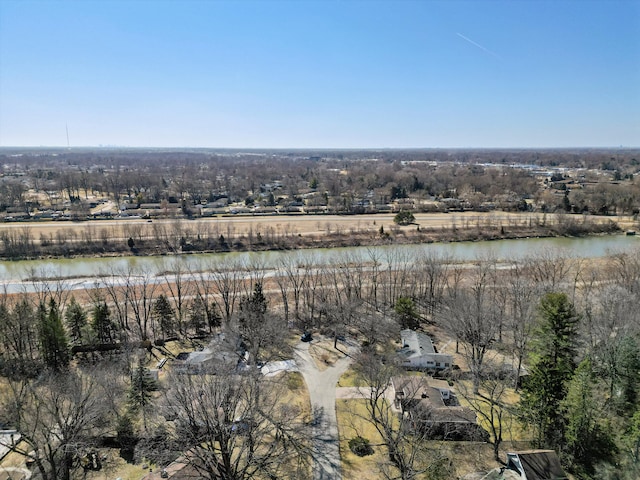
[{"xmin": 295, "ymin": 340, "xmax": 356, "ymax": 480}]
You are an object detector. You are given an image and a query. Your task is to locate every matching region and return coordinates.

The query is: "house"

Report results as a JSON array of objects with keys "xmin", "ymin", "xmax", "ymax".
[
  {"xmin": 397, "ymin": 329, "xmax": 453, "ymax": 370},
  {"xmin": 141, "ymin": 452, "xmax": 208, "ymax": 479},
  {"xmin": 173, "ymin": 333, "xmax": 243, "ymax": 374},
  {"xmin": 506, "ymin": 450, "xmax": 568, "ymax": 480},
  {"xmin": 390, "ymin": 376, "xmax": 487, "ymax": 441}
]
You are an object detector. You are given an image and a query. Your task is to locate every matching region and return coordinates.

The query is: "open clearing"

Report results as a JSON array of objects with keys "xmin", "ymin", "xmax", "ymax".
[{"xmin": 0, "ymin": 212, "xmax": 630, "ymax": 245}]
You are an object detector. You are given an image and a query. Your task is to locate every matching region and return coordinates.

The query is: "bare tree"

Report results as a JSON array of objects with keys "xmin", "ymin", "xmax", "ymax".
[
  {"xmin": 24, "ymin": 266, "xmax": 72, "ymax": 311},
  {"xmin": 524, "ymin": 249, "xmax": 575, "ymax": 294},
  {"xmin": 415, "ymin": 251, "xmax": 453, "ymax": 319},
  {"xmin": 126, "ymin": 266, "xmax": 160, "ymax": 341},
  {"xmin": 0, "ymin": 295, "xmax": 40, "ymax": 376},
  {"xmin": 188, "ymin": 262, "xmax": 222, "ymax": 334},
  {"xmin": 165, "ymin": 369, "xmax": 310, "ymax": 479},
  {"xmin": 300, "ymin": 262, "xmax": 326, "ymax": 329},
  {"xmin": 161, "ymin": 258, "xmax": 193, "ymax": 335},
  {"xmin": 437, "ymin": 259, "xmax": 500, "ymax": 393},
  {"xmin": 503, "ymin": 260, "xmax": 539, "ymax": 390},
  {"xmin": 209, "ymin": 258, "xmax": 244, "ymax": 324},
  {"xmin": 95, "ymin": 267, "xmax": 133, "ymax": 335},
  {"xmin": 0, "ymin": 372, "xmax": 106, "ymax": 480},
  {"xmin": 276, "ymin": 253, "xmax": 313, "ymax": 324},
  {"xmin": 457, "ymin": 370, "xmax": 513, "ymax": 462},
  {"xmin": 234, "ymin": 282, "xmax": 288, "ymax": 364}
]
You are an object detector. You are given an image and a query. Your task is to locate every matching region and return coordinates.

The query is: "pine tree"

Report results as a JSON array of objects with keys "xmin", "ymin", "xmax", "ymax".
[
  {"xmin": 92, "ymin": 302, "xmax": 115, "ymax": 344},
  {"xmin": 38, "ymin": 299, "xmax": 70, "ymax": 372},
  {"xmin": 64, "ymin": 297, "xmax": 87, "ymax": 345},
  {"xmin": 563, "ymin": 358, "xmax": 616, "ymax": 476},
  {"xmin": 519, "ymin": 292, "xmax": 579, "ymax": 449},
  {"xmin": 239, "ymin": 282, "xmax": 267, "ymax": 330},
  {"xmin": 606, "ymin": 336, "xmax": 640, "ymax": 414},
  {"xmin": 128, "ymin": 360, "xmax": 158, "ymax": 430},
  {"xmin": 189, "ymin": 296, "xmax": 221, "ymax": 334},
  {"xmin": 189, "ymin": 296, "xmax": 207, "ymax": 334},
  {"xmin": 153, "ymin": 294, "xmax": 176, "ymax": 338},
  {"xmin": 238, "ymin": 282, "xmax": 271, "ymax": 362},
  {"xmin": 394, "ymin": 297, "xmax": 420, "ymax": 330}
]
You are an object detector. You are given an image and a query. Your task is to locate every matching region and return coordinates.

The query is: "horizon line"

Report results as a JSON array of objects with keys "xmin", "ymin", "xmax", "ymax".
[{"xmin": 0, "ymin": 145, "xmax": 638, "ymax": 151}]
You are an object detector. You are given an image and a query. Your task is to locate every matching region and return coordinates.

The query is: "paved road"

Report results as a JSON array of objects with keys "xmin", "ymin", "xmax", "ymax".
[{"xmin": 295, "ymin": 340, "xmax": 355, "ymax": 480}]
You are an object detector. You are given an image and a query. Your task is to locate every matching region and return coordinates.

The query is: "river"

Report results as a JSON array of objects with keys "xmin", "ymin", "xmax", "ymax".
[{"xmin": 1, "ymin": 234, "xmax": 638, "ymax": 293}]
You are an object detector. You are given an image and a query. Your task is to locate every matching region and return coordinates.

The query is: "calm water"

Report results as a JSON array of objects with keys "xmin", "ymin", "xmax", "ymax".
[{"xmin": 0, "ymin": 234, "xmax": 638, "ymax": 288}]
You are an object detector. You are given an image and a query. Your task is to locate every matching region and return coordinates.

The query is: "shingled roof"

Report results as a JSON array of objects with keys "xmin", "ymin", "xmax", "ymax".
[{"xmin": 506, "ymin": 450, "xmax": 568, "ymax": 480}]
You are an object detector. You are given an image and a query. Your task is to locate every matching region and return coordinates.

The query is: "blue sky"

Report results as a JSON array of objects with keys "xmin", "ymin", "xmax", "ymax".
[{"xmin": 1, "ymin": 0, "xmax": 638, "ymax": 148}]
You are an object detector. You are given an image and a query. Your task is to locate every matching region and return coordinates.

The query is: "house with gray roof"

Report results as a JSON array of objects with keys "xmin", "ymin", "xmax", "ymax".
[
  {"xmin": 390, "ymin": 375, "xmax": 487, "ymax": 441},
  {"xmin": 398, "ymin": 329, "xmax": 453, "ymax": 370}
]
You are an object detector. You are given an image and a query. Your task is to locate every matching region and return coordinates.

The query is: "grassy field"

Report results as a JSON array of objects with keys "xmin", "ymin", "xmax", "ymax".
[{"xmin": 0, "ymin": 211, "xmax": 628, "ymax": 244}]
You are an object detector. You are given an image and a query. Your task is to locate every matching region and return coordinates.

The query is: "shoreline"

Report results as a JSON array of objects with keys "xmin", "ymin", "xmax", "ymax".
[{"xmin": 0, "ymin": 212, "xmax": 623, "ymax": 261}]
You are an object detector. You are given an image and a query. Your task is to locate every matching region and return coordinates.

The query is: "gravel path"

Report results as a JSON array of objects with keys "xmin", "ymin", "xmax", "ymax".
[{"xmin": 295, "ymin": 340, "xmax": 356, "ymax": 480}]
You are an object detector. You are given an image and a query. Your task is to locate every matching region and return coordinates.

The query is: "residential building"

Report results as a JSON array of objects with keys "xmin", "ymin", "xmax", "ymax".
[{"xmin": 398, "ymin": 329, "xmax": 453, "ymax": 370}]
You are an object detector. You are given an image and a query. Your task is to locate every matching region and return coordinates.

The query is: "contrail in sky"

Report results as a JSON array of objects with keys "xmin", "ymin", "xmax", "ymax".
[{"xmin": 456, "ymin": 32, "xmax": 501, "ymax": 59}]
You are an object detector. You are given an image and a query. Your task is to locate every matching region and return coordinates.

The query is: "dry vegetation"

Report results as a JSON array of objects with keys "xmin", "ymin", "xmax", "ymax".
[
  {"xmin": 1, "ymin": 224, "xmax": 640, "ymax": 478},
  {"xmin": 1, "ymin": 146, "xmax": 638, "ymax": 259}
]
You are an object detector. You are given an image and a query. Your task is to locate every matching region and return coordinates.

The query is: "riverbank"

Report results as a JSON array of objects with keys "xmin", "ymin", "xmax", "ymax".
[{"xmin": 0, "ymin": 212, "xmax": 625, "ymax": 260}]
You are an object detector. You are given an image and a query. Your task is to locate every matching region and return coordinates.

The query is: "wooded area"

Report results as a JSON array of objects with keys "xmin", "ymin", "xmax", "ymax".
[{"xmin": 0, "ymin": 245, "xmax": 639, "ymax": 479}]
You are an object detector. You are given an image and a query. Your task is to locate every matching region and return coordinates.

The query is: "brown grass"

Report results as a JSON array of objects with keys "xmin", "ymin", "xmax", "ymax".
[
  {"xmin": 337, "ymin": 399, "xmax": 388, "ymax": 480},
  {"xmin": 308, "ymin": 339, "xmax": 342, "ymax": 371},
  {"xmin": 0, "ymin": 211, "xmax": 625, "ymax": 245},
  {"xmin": 336, "ymin": 399, "xmax": 507, "ymax": 478}
]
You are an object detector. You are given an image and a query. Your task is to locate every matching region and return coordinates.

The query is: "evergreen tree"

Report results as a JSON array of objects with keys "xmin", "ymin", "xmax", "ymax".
[
  {"xmin": 0, "ymin": 298, "xmax": 40, "ymax": 377},
  {"xmin": 394, "ymin": 297, "xmax": 420, "ymax": 330},
  {"xmin": 519, "ymin": 292, "xmax": 579, "ymax": 449},
  {"xmin": 595, "ymin": 334, "xmax": 640, "ymax": 414},
  {"xmin": 206, "ymin": 300, "xmax": 222, "ymax": 333},
  {"xmin": 238, "ymin": 282, "xmax": 273, "ymax": 363},
  {"xmin": 128, "ymin": 360, "xmax": 158, "ymax": 430},
  {"xmin": 241, "ymin": 282, "xmax": 267, "ymax": 318},
  {"xmin": 563, "ymin": 358, "xmax": 616, "ymax": 477},
  {"xmin": 38, "ymin": 299, "xmax": 70, "ymax": 372},
  {"xmin": 188, "ymin": 296, "xmax": 207, "ymax": 334},
  {"xmin": 619, "ymin": 408, "xmax": 640, "ymax": 473},
  {"xmin": 393, "ymin": 210, "xmax": 415, "ymax": 225},
  {"xmin": 189, "ymin": 296, "xmax": 221, "ymax": 334},
  {"xmin": 64, "ymin": 297, "xmax": 87, "ymax": 345},
  {"xmin": 238, "ymin": 282, "xmax": 267, "ymax": 335},
  {"xmin": 153, "ymin": 294, "xmax": 176, "ymax": 338},
  {"xmin": 92, "ymin": 302, "xmax": 115, "ymax": 344}
]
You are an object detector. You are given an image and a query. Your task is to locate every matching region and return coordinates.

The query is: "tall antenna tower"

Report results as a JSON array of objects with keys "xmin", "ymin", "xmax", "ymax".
[{"xmin": 66, "ymin": 123, "xmax": 70, "ymax": 150}]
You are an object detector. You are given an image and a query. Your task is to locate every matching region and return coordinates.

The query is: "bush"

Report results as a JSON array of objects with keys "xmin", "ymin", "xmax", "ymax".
[
  {"xmin": 348, "ymin": 436, "xmax": 374, "ymax": 457},
  {"xmin": 286, "ymin": 372, "xmax": 304, "ymax": 390},
  {"xmin": 394, "ymin": 211, "xmax": 415, "ymax": 226}
]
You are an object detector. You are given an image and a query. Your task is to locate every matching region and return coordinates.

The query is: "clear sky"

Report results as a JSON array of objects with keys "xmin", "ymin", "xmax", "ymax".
[{"xmin": 1, "ymin": 0, "xmax": 639, "ymax": 148}]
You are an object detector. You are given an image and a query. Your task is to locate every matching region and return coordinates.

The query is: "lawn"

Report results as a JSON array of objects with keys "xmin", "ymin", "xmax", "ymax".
[
  {"xmin": 336, "ymin": 397, "xmax": 518, "ymax": 478},
  {"xmin": 455, "ymin": 380, "xmax": 531, "ymax": 444},
  {"xmin": 336, "ymin": 399, "xmax": 388, "ymax": 480}
]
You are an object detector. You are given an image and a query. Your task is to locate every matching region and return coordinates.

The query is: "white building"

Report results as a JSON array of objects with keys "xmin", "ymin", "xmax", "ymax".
[{"xmin": 398, "ymin": 329, "xmax": 453, "ymax": 370}]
